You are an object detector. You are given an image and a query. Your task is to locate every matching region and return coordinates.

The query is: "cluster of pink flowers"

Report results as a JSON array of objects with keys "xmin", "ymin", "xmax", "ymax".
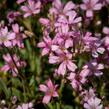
[
  {"xmin": 0, "ymin": 0, "xmax": 109, "ymax": 108},
  {"xmin": 37, "ymin": 0, "xmax": 109, "ymax": 108},
  {"xmin": 81, "ymin": 88, "xmax": 103, "ymax": 109}
]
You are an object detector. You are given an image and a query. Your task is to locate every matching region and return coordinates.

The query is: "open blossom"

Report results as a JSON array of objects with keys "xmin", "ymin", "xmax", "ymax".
[
  {"xmin": 83, "ymin": 60, "xmax": 104, "ymax": 76},
  {"xmin": 37, "ymin": 36, "xmax": 53, "ymax": 56},
  {"xmin": 21, "ymin": 0, "xmax": 41, "ymax": 18},
  {"xmin": 12, "ymin": 23, "xmax": 26, "ymax": 48},
  {"xmin": 49, "ymin": 0, "xmax": 75, "ymax": 17},
  {"xmin": 68, "ymin": 70, "xmax": 89, "ymax": 90},
  {"xmin": 0, "ymin": 54, "xmax": 26, "ymax": 77},
  {"xmin": 80, "ymin": 0, "xmax": 102, "ymax": 17},
  {"xmin": 55, "ymin": 11, "xmax": 81, "ymax": 32},
  {"xmin": 0, "ymin": 26, "xmax": 15, "ymax": 47},
  {"xmin": 83, "ymin": 32, "xmax": 105, "ymax": 57},
  {"xmin": 49, "ymin": 52, "xmax": 77, "ymax": 76},
  {"xmin": 39, "ymin": 79, "xmax": 58, "ymax": 104},
  {"xmin": 16, "ymin": 102, "xmax": 33, "ymax": 109},
  {"xmin": 7, "ymin": 11, "xmax": 20, "ymax": 23},
  {"xmin": 84, "ymin": 97, "xmax": 103, "ymax": 109},
  {"xmin": 81, "ymin": 88, "xmax": 96, "ymax": 102},
  {"xmin": 53, "ymin": 25, "xmax": 73, "ymax": 49}
]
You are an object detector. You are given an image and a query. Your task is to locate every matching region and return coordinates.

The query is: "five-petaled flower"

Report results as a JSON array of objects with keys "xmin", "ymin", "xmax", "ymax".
[
  {"xmin": 21, "ymin": 0, "xmax": 41, "ymax": 18},
  {"xmin": 80, "ymin": 0, "xmax": 102, "ymax": 17},
  {"xmin": 39, "ymin": 79, "xmax": 58, "ymax": 104}
]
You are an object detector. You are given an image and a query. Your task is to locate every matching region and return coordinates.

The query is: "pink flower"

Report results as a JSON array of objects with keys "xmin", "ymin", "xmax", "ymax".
[
  {"xmin": 0, "ymin": 54, "xmax": 26, "ymax": 77},
  {"xmin": 7, "ymin": 11, "xmax": 20, "ymax": 23},
  {"xmin": 21, "ymin": 0, "xmax": 41, "ymax": 18},
  {"xmin": 12, "ymin": 23, "xmax": 25, "ymax": 48},
  {"xmin": 16, "ymin": 102, "xmax": 33, "ymax": 109},
  {"xmin": 84, "ymin": 97, "xmax": 103, "ymax": 109},
  {"xmin": 55, "ymin": 11, "xmax": 81, "ymax": 31},
  {"xmin": 49, "ymin": 0, "xmax": 75, "ymax": 16},
  {"xmin": 80, "ymin": 0, "xmax": 102, "ymax": 17},
  {"xmin": 81, "ymin": 88, "xmax": 96, "ymax": 102},
  {"xmin": 39, "ymin": 79, "xmax": 58, "ymax": 104},
  {"xmin": 53, "ymin": 25, "xmax": 73, "ymax": 49},
  {"xmin": 0, "ymin": 27, "xmax": 15, "ymax": 47},
  {"xmin": 49, "ymin": 52, "xmax": 77, "ymax": 76},
  {"xmin": 83, "ymin": 32, "xmax": 105, "ymax": 57},
  {"xmin": 83, "ymin": 60, "xmax": 104, "ymax": 76},
  {"xmin": 39, "ymin": 18, "xmax": 50, "ymax": 27},
  {"xmin": 68, "ymin": 70, "xmax": 89, "ymax": 90},
  {"xmin": 37, "ymin": 36, "xmax": 53, "ymax": 56}
]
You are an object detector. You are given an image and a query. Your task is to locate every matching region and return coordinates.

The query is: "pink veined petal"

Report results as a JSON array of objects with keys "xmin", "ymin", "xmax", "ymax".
[
  {"xmin": 94, "ymin": 98, "xmax": 101, "ymax": 105},
  {"xmin": 80, "ymin": 69, "xmax": 89, "ymax": 78},
  {"xmin": 80, "ymin": 77, "xmax": 87, "ymax": 84},
  {"xmin": 53, "ymin": 91, "xmax": 58, "ymax": 97},
  {"xmin": 67, "ymin": 73, "xmax": 76, "ymax": 80},
  {"xmin": 61, "ymin": 25, "xmax": 69, "ymax": 34},
  {"xmin": 67, "ymin": 11, "xmax": 77, "ymax": 21},
  {"xmin": 21, "ymin": 6, "xmax": 29, "ymax": 12},
  {"xmin": 3, "ymin": 54, "xmax": 11, "ymax": 62},
  {"xmin": 4, "ymin": 41, "xmax": 12, "ymax": 47},
  {"xmin": 63, "ymin": 1, "xmax": 75, "ymax": 13},
  {"xmin": 28, "ymin": 0, "xmax": 34, "ymax": 8},
  {"xmin": 49, "ymin": 7, "xmax": 58, "ymax": 15},
  {"xmin": 46, "ymin": 79, "xmax": 54, "ymax": 89},
  {"xmin": 93, "ymin": 4, "xmax": 102, "ymax": 10},
  {"xmin": 53, "ymin": 0, "xmax": 62, "ymax": 10},
  {"xmin": 91, "ymin": 0, "xmax": 99, "ymax": 5},
  {"xmin": 1, "ymin": 65, "xmax": 10, "ymax": 72},
  {"xmin": 39, "ymin": 84, "xmax": 48, "ymax": 92},
  {"xmin": 1, "ymin": 27, "xmax": 8, "ymax": 36},
  {"xmin": 58, "ymin": 62, "xmax": 66, "ymax": 76},
  {"xmin": 43, "ymin": 36, "xmax": 52, "ymax": 44},
  {"xmin": 24, "ymin": 13, "xmax": 31, "ymax": 18},
  {"xmin": 42, "ymin": 95, "xmax": 51, "ymax": 104},
  {"xmin": 49, "ymin": 55, "xmax": 59, "ymax": 64},
  {"xmin": 73, "ymin": 17, "xmax": 82, "ymax": 23},
  {"xmin": 39, "ymin": 18, "xmax": 50, "ymax": 26},
  {"xmin": 65, "ymin": 39, "xmax": 73, "ymax": 48},
  {"xmin": 41, "ymin": 48, "xmax": 49, "ymax": 56},
  {"xmin": 80, "ymin": 4, "xmax": 87, "ymax": 10},
  {"xmin": 37, "ymin": 42, "xmax": 46, "ymax": 48},
  {"xmin": 84, "ymin": 103, "xmax": 90, "ymax": 109},
  {"xmin": 67, "ymin": 61, "xmax": 77, "ymax": 72},
  {"xmin": 71, "ymin": 80, "xmax": 78, "ymax": 89},
  {"xmin": 12, "ymin": 24, "xmax": 19, "ymax": 33},
  {"xmin": 35, "ymin": 1, "xmax": 41, "ymax": 9},
  {"xmin": 51, "ymin": 45, "xmax": 59, "ymax": 51},
  {"xmin": 7, "ymin": 33, "xmax": 15, "ymax": 40},
  {"xmin": 86, "ymin": 10, "xmax": 93, "ymax": 17},
  {"xmin": 33, "ymin": 9, "xmax": 40, "ymax": 14}
]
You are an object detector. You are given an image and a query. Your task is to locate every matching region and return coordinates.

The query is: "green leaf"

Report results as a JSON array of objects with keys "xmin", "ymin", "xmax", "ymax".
[
  {"xmin": 11, "ymin": 78, "xmax": 22, "ymax": 88},
  {"xmin": 12, "ymin": 88, "xmax": 23, "ymax": 101},
  {"xmin": 0, "ymin": 78, "xmax": 9, "ymax": 99}
]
